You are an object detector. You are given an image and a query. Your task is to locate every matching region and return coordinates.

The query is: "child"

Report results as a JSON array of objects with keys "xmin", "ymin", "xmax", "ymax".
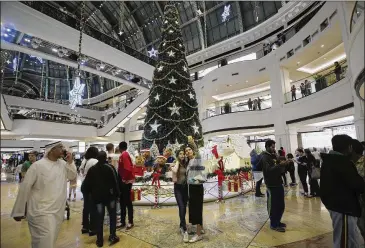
[
  {"xmin": 68, "ymin": 174, "xmax": 77, "ymax": 201},
  {"xmin": 286, "ymin": 153, "xmax": 297, "ymax": 186}
]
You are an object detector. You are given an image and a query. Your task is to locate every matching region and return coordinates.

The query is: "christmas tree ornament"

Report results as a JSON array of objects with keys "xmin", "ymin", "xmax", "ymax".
[
  {"xmin": 167, "ymin": 50, "xmax": 175, "ymax": 57},
  {"xmin": 168, "ymin": 76, "xmax": 177, "ymax": 84},
  {"xmin": 149, "ymin": 120, "xmax": 161, "ymax": 133},
  {"xmin": 157, "ymin": 65, "xmax": 164, "ymax": 72},
  {"xmin": 142, "ymin": 3, "xmax": 203, "ymax": 149},
  {"xmin": 118, "ymin": 30, "xmax": 123, "ymax": 35},
  {"xmin": 148, "ymin": 47, "xmax": 158, "ymax": 57},
  {"xmin": 191, "ymin": 123, "xmax": 199, "ymax": 134},
  {"xmin": 221, "ymin": 5, "xmax": 231, "ymax": 22},
  {"xmin": 150, "ymin": 141, "xmax": 160, "ymax": 159},
  {"xmin": 168, "ymin": 103, "xmax": 181, "ymax": 116}
]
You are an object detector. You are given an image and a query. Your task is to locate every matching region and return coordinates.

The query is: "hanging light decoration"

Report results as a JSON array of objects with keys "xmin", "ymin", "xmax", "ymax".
[{"xmin": 69, "ymin": 1, "xmax": 86, "ymax": 110}]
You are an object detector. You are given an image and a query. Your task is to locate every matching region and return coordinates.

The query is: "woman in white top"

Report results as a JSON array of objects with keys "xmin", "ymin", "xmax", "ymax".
[{"xmin": 80, "ymin": 147, "xmax": 99, "ymax": 235}]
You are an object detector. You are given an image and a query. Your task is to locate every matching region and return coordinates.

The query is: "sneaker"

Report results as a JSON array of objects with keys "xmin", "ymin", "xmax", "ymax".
[
  {"xmin": 96, "ymin": 239, "xmax": 103, "ymax": 247},
  {"xmin": 189, "ymin": 234, "xmax": 203, "ymax": 243},
  {"xmin": 255, "ymin": 193, "xmax": 265, "ymax": 197},
  {"xmin": 67, "ymin": 198, "xmax": 71, "ymax": 201},
  {"xmin": 183, "ymin": 232, "xmax": 189, "ymax": 242},
  {"xmin": 284, "ymin": 184, "xmax": 288, "ymax": 187},
  {"xmin": 108, "ymin": 235, "xmax": 120, "ymax": 245},
  {"xmin": 126, "ymin": 223, "xmax": 134, "ymax": 231},
  {"xmin": 270, "ymin": 226, "xmax": 286, "ymax": 232},
  {"xmin": 180, "ymin": 227, "xmax": 185, "ymax": 235},
  {"xmin": 89, "ymin": 231, "xmax": 97, "ymax": 236},
  {"xmin": 279, "ymin": 222, "xmax": 287, "ymax": 228},
  {"xmin": 200, "ymin": 229, "xmax": 205, "ymax": 234},
  {"xmin": 81, "ymin": 228, "xmax": 88, "ymax": 234}
]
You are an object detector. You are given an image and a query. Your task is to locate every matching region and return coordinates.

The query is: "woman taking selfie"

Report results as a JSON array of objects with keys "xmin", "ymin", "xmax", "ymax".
[
  {"xmin": 171, "ymin": 149, "xmax": 189, "ymax": 242},
  {"xmin": 185, "ymin": 137, "xmax": 206, "ymax": 243}
]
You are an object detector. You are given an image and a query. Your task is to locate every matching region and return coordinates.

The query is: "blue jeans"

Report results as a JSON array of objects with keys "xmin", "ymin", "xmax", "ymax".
[
  {"xmin": 96, "ymin": 199, "xmax": 117, "ymax": 241},
  {"xmin": 267, "ymin": 186, "xmax": 285, "ymax": 228},
  {"xmin": 174, "ymin": 183, "xmax": 188, "ymax": 231}
]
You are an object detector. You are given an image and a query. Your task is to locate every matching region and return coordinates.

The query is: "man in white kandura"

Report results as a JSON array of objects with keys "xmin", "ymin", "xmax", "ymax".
[{"xmin": 11, "ymin": 141, "xmax": 77, "ymax": 248}]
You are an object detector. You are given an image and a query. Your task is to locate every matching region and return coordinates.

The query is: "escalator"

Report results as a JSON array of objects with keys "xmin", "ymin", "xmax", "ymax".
[
  {"xmin": 97, "ymin": 92, "xmax": 149, "ymax": 137},
  {"xmin": 1, "ymin": 94, "xmax": 13, "ymax": 130}
]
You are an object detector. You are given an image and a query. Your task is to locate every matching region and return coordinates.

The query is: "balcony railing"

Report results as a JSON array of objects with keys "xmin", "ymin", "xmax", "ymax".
[
  {"xmin": 284, "ymin": 60, "xmax": 348, "ymax": 103},
  {"xmin": 21, "ymin": 1, "xmax": 157, "ymax": 67},
  {"xmin": 203, "ymin": 96, "xmax": 272, "ymax": 120}
]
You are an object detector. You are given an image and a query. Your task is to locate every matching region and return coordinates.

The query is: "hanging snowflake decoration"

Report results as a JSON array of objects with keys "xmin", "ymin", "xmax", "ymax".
[
  {"xmin": 221, "ymin": 5, "xmax": 231, "ymax": 22},
  {"xmin": 69, "ymin": 76, "xmax": 85, "ymax": 109},
  {"xmin": 148, "ymin": 47, "xmax": 158, "ymax": 57}
]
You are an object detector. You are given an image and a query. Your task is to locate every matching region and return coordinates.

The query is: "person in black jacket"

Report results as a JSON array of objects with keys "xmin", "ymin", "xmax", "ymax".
[
  {"xmin": 286, "ymin": 153, "xmax": 297, "ymax": 186},
  {"xmin": 82, "ymin": 151, "xmax": 120, "ymax": 247},
  {"xmin": 261, "ymin": 140, "xmax": 287, "ymax": 232},
  {"xmin": 320, "ymin": 135, "xmax": 365, "ymax": 248},
  {"xmin": 334, "ymin": 61, "xmax": 342, "ymax": 81},
  {"xmin": 296, "ymin": 149, "xmax": 310, "ymax": 197},
  {"xmin": 305, "ymin": 149, "xmax": 320, "ymax": 197}
]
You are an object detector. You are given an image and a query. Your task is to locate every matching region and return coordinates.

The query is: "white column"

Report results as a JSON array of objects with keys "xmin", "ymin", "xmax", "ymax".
[
  {"xmin": 337, "ymin": 2, "xmax": 364, "ymax": 141},
  {"xmin": 214, "ymin": 101, "xmax": 221, "ymax": 115},
  {"xmin": 269, "ymin": 62, "xmax": 298, "ymax": 153}
]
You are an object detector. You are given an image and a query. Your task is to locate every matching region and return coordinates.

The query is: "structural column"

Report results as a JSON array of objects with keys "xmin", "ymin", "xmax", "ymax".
[
  {"xmin": 269, "ymin": 61, "xmax": 298, "ymax": 153},
  {"xmin": 337, "ymin": 2, "xmax": 364, "ymax": 141}
]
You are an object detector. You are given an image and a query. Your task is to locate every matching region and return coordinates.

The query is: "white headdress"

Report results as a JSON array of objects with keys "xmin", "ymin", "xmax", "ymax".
[{"xmin": 44, "ymin": 141, "xmax": 67, "ymax": 157}]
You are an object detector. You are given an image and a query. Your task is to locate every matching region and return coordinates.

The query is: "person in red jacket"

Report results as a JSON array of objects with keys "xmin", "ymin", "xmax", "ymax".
[{"xmin": 117, "ymin": 142, "xmax": 135, "ymax": 230}]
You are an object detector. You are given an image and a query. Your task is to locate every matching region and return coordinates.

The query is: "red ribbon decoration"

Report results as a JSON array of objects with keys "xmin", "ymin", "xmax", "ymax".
[
  {"xmin": 214, "ymin": 169, "xmax": 225, "ymax": 186},
  {"xmin": 152, "ymin": 170, "xmax": 161, "ymax": 188}
]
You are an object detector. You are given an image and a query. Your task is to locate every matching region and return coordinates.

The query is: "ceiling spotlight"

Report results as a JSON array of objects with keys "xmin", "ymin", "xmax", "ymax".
[
  {"xmin": 321, "ymin": 44, "xmax": 324, "ymax": 48},
  {"xmin": 24, "ymin": 38, "xmax": 30, "ymax": 42},
  {"xmin": 6, "ymin": 28, "xmax": 11, "ymax": 32},
  {"xmin": 52, "ymin": 48, "xmax": 58, "ymax": 52},
  {"xmin": 246, "ymin": 80, "xmax": 248, "ymax": 83},
  {"xmin": 3, "ymin": 33, "xmax": 8, "ymax": 37}
]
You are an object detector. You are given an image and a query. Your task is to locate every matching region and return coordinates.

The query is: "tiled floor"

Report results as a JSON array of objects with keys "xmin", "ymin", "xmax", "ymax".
[{"xmin": 0, "ymin": 173, "xmax": 338, "ymax": 248}]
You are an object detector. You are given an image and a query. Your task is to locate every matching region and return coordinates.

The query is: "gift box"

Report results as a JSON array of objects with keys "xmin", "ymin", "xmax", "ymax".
[
  {"xmin": 130, "ymin": 189, "xmax": 141, "ymax": 201},
  {"xmin": 228, "ymin": 180, "xmax": 239, "ymax": 192}
]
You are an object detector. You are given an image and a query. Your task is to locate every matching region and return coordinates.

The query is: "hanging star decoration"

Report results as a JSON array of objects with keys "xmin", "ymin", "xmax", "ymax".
[
  {"xmin": 69, "ymin": 76, "xmax": 85, "ymax": 109},
  {"xmin": 148, "ymin": 47, "xmax": 158, "ymax": 58},
  {"xmin": 168, "ymin": 50, "xmax": 175, "ymax": 57},
  {"xmin": 6, "ymin": 60, "xmax": 11, "ymax": 64},
  {"xmin": 188, "ymin": 92, "xmax": 194, "ymax": 99},
  {"xmin": 169, "ymin": 76, "xmax": 177, "ymax": 84},
  {"xmin": 163, "ymin": 42, "xmax": 166, "ymax": 46},
  {"xmin": 169, "ymin": 29, "xmax": 174, "ymax": 33},
  {"xmin": 168, "ymin": 103, "xmax": 181, "ymax": 116},
  {"xmin": 157, "ymin": 65, "xmax": 164, "ymax": 72},
  {"xmin": 221, "ymin": 5, "xmax": 231, "ymax": 22},
  {"xmin": 191, "ymin": 123, "xmax": 199, "ymax": 134},
  {"xmin": 164, "ymin": 20, "xmax": 168, "ymax": 24},
  {"xmin": 154, "ymin": 93, "xmax": 160, "ymax": 101},
  {"xmin": 149, "ymin": 120, "xmax": 161, "ymax": 133}
]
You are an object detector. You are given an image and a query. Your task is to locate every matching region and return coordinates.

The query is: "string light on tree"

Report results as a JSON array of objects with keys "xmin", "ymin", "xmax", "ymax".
[
  {"xmin": 148, "ymin": 47, "xmax": 158, "ymax": 57},
  {"xmin": 183, "ymin": 66, "xmax": 187, "ymax": 72},
  {"xmin": 221, "ymin": 5, "xmax": 231, "ymax": 22},
  {"xmin": 118, "ymin": 30, "xmax": 123, "ymax": 35}
]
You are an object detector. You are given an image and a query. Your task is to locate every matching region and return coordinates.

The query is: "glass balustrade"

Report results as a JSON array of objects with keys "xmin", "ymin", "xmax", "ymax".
[
  {"xmin": 284, "ymin": 60, "xmax": 348, "ymax": 103},
  {"xmin": 21, "ymin": 1, "xmax": 157, "ymax": 67},
  {"xmin": 203, "ymin": 97, "xmax": 272, "ymax": 120}
]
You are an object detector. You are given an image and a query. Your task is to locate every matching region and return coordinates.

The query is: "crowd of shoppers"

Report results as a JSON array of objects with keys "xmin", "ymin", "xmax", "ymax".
[{"xmin": 247, "ymin": 97, "xmax": 262, "ymax": 111}]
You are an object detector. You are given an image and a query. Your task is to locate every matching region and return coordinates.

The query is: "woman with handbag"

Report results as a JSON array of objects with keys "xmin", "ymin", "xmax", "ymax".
[{"xmin": 305, "ymin": 149, "xmax": 320, "ymax": 197}]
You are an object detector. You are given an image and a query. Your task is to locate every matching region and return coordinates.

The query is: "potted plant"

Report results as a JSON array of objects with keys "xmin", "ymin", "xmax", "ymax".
[
  {"xmin": 223, "ymin": 102, "xmax": 232, "ymax": 113},
  {"xmin": 313, "ymin": 74, "xmax": 327, "ymax": 92}
]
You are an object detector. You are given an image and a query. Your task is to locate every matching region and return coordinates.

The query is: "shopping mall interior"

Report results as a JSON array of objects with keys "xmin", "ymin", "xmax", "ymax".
[{"xmin": 1, "ymin": 1, "xmax": 364, "ymax": 247}]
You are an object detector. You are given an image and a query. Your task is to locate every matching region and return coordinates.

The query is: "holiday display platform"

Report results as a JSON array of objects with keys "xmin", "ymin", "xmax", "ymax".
[{"xmin": 130, "ymin": 168, "xmax": 254, "ymax": 207}]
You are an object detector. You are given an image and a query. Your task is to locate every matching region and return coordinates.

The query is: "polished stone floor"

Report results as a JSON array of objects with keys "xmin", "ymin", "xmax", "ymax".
[{"xmin": 0, "ymin": 172, "xmax": 343, "ymax": 248}]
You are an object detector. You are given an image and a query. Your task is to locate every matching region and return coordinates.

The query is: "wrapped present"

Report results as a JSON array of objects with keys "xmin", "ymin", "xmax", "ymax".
[
  {"xmin": 130, "ymin": 189, "xmax": 141, "ymax": 201},
  {"xmin": 134, "ymin": 166, "xmax": 146, "ymax": 177},
  {"xmin": 228, "ymin": 180, "xmax": 239, "ymax": 192}
]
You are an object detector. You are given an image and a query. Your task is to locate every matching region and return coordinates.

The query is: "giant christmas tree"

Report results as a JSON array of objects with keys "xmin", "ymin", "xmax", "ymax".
[{"xmin": 142, "ymin": 3, "xmax": 203, "ymax": 150}]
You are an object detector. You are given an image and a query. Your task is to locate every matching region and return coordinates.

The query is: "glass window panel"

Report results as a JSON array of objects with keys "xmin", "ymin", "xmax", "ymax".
[
  {"xmin": 219, "ymin": 24, "xmax": 227, "ymax": 37},
  {"xmin": 212, "ymin": 27, "xmax": 220, "ymax": 41},
  {"xmin": 193, "ymin": 36, "xmax": 200, "ymax": 49},
  {"xmin": 263, "ymin": 2, "xmax": 278, "ymax": 18}
]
